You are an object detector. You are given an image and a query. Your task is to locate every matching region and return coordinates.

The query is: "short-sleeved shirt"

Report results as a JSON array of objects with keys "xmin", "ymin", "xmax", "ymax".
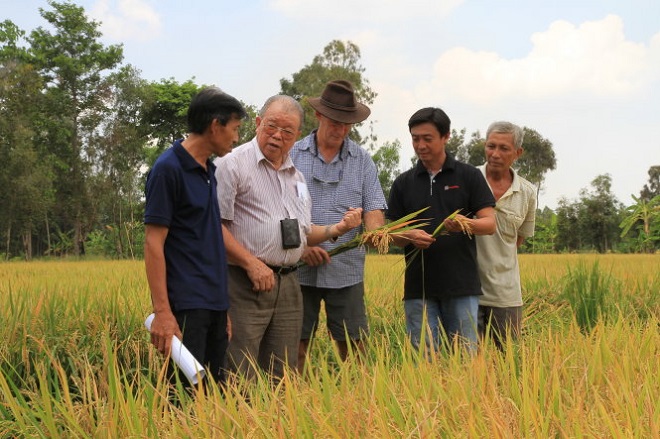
[
  {"xmin": 476, "ymin": 164, "xmax": 537, "ymax": 307},
  {"xmin": 386, "ymin": 155, "xmax": 496, "ymax": 300},
  {"xmin": 215, "ymin": 138, "xmax": 312, "ymax": 267},
  {"xmin": 291, "ymin": 131, "xmax": 387, "ymax": 289},
  {"xmin": 144, "ymin": 139, "xmax": 229, "ymax": 312}
]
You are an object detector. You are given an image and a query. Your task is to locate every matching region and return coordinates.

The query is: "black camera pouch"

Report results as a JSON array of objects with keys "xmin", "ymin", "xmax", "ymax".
[{"xmin": 280, "ymin": 218, "xmax": 301, "ymax": 249}]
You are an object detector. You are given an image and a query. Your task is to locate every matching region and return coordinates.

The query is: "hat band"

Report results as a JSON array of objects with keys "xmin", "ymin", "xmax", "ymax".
[{"xmin": 320, "ymin": 97, "xmax": 357, "ymax": 112}]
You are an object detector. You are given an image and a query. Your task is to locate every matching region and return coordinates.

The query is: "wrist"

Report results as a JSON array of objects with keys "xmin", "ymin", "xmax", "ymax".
[
  {"xmin": 152, "ymin": 306, "xmax": 172, "ymax": 315},
  {"xmin": 325, "ymin": 224, "xmax": 339, "ymax": 243},
  {"xmin": 336, "ymin": 222, "xmax": 350, "ymax": 236}
]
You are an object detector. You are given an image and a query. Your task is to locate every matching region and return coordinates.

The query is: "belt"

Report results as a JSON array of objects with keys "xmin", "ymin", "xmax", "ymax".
[{"xmin": 267, "ymin": 264, "xmax": 298, "ymax": 275}]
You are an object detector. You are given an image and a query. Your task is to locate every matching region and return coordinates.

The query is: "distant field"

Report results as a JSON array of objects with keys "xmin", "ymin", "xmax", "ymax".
[{"xmin": 1, "ymin": 254, "xmax": 658, "ymax": 437}]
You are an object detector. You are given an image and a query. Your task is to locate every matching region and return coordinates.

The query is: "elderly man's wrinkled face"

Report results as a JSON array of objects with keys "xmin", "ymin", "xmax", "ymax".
[
  {"xmin": 484, "ymin": 132, "xmax": 522, "ymax": 172},
  {"xmin": 255, "ymin": 102, "xmax": 301, "ymax": 168}
]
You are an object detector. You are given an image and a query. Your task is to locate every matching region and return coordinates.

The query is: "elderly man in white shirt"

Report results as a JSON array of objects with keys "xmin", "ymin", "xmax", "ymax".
[
  {"xmin": 476, "ymin": 121, "xmax": 537, "ymax": 350},
  {"xmin": 215, "ymin": 95, "xmax": 362, "ymax": 380}
]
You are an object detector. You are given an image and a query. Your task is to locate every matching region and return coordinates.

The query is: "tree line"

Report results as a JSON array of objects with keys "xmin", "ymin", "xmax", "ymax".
[
  {"xmin": 442, "ymin": 131, "xmax": 659, "ymax": 254},
  {"xmin": 1, "ymin": 1, "xmax": 658, "ymax": 260}
]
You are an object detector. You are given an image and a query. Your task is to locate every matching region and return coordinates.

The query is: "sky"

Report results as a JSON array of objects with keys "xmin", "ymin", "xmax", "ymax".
[{"xmin": 3, "ymin": 0, "xmax": 659, "ymax": 209}]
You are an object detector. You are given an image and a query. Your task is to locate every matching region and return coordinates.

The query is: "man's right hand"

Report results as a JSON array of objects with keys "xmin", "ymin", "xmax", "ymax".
[
  {"xmin": 150, "ymin": 311, "xmax": 181, "ymax": 356},
  {"xmin": 396, "ymin": 229, "xmax": 435, "ymax": 249},
  {"xmin": 245, "ymin": 259, "xmax": 275, "ymax": 292}
]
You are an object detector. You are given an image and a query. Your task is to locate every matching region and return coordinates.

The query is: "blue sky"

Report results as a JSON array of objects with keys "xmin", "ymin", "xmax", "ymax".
[{"xmin": 3, "ymin": 0, "xmax": 659, "ymax": 209}]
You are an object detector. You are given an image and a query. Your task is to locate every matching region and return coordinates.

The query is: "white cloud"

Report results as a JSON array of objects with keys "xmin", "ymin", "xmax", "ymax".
[
  {"xmin": 90, "ymin": 0, "xmax": 161, "ymax": 42},
  {"xmin": 363, "ymin": 14, "xmax": 660, "ymax": 209},
  {"xmin": 422, "ymin": 14, "xmax": 659, "ymax": 105}
]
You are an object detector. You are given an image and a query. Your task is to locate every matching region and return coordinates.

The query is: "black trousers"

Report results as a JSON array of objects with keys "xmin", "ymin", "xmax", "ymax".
[{"xmin": 170, "ymin": 309, "xmax": 229, "ymax": 388}]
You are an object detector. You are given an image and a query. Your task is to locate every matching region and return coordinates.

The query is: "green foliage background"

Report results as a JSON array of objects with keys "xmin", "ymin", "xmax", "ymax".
[{"xmin": 0, "ymin": 2, "xmax": 658, "ymax": 260}]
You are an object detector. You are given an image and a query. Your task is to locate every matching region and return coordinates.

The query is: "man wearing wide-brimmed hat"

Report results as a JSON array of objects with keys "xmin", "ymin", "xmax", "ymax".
[{"xmin": 291, "ymin": 80, "xmax": 387, "ymax": 372}]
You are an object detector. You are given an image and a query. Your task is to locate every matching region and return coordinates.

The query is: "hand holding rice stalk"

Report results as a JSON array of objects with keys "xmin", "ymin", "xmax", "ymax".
[
  {"xmin": 367, "ymin": 207, "xmax": 474, "ymax": 253},
  {"xmin": 299, "ymin": 207, "xmax": 474, "ymax": 267},
  {"xmin": 429, "ymin": 208, "xmax": 474, "ymax": 239},
  {"xmin": 405, "ymin": 208, "xmax": 474, "ymax": 263},
  {"xmin": 352, "ymin": 207, "xmax": 432, "ymax": 254},
  {"xmin": 296, "ymin": 207, "xmax": 432, "ymax": 268}
]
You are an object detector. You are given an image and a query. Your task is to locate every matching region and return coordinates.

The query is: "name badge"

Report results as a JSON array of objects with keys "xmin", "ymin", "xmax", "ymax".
[{"xmin": 297, "ymin": 181, "xmax": 308, "ymax": 200}]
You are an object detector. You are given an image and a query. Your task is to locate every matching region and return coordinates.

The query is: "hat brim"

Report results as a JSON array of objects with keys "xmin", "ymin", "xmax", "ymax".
[{"xmin": 308, "ymin": 97, "xmax": 371, "ymax": 124}]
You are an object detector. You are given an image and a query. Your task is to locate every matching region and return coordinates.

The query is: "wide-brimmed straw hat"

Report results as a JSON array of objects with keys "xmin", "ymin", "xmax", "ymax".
[{"xmin": 308, "ymin": 80, "xmax": 371, "ymax": 124}]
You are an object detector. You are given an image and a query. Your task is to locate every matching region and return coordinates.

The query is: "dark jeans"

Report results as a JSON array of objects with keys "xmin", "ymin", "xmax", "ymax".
[{"xmin": 171, "ymin": 309, "xmax": 229, "ymax": 388}]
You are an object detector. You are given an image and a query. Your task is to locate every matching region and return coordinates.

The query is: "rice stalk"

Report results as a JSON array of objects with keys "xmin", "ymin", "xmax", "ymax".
[
  {"xmin": 404, "ymin": 209, "xmax": 474, "ymax": 268},
  {"xmin": 298, "ymin": 207, "xmax": 432, "ymax": 267}
]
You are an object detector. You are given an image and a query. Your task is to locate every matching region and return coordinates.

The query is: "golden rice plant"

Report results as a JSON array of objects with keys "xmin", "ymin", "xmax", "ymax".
[
  {"xmin": 0, "ymin": 255, "xmax": 658, "ymax": 437},
  {"xmin": 310, "ymin": 207, "xmax": 473, "ymax": 264},
  {"xmin": 331, "ymin": 206, "xmax": 432, "ymax": 256}
]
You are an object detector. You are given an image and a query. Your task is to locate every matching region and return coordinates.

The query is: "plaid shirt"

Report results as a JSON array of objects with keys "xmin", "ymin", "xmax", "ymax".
[{"xmin": 291, "ymin": 131, "xmax": 387, "ymax": 289}]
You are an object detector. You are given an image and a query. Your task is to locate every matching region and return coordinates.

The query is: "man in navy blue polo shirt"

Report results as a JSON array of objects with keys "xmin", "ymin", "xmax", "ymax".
[
  {"xmin": 144, "ymin": 87, "xmax": 246, "ymax": 388},
  {"xmin": 387, "ymin": 107, "xmax": 496, "ymax": 354}
]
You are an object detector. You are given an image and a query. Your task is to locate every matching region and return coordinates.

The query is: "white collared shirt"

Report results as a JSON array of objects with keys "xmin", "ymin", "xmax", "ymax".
[{"xmin": 215, "ymin": 138, "xmax": 311, "ymax": 267}]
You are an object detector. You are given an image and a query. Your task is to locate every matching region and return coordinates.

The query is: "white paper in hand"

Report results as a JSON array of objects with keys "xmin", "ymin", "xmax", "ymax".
[{"xmin": 144, "ymin": 313, "xmax": 206, "ymax": 385}]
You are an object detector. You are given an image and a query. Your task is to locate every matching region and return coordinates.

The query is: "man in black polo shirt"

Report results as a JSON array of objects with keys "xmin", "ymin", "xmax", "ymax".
[
  {"xmin": 144, "ymin": 87, "xmax": 246, "ymax": 389},
  {"xmin": 387, "ymin": 107, "xmax": 496, "ymax": 354}
]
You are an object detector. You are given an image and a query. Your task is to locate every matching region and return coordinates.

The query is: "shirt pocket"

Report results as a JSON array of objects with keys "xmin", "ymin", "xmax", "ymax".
[
  {"xmin": 334, "ymin": 184, "xmax": 362, "ymax": 210},
  {"xmin": 496, "ymin": 208, "xmax": 524, "ymax": 242}
]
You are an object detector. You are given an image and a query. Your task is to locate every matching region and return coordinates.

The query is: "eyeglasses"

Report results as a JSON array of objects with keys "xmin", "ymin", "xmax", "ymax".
[{"xmin": 263, "ymin": 122, "xmax": 297, "ymax": 141}]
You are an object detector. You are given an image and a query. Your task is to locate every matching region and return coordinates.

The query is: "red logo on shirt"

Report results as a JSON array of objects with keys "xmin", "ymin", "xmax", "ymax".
[{"xmin": 444, "ymin": 185, "xmax": 460, "ymax": 190}]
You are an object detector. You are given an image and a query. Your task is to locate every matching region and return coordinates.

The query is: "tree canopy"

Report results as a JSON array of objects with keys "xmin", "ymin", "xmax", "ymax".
[
  {"xmin": 279, "ymin": 40, "xmax": 377, "ymax": 142},
  {"xmin": 278, "ymin": 39, "xmax": 398, "ymax": 198},
  {"xmin": 0, "ymin": 3, "xmax": 657, "ymax": 259},
  {"xmin": 640, "ymin": 165, "xmax": 660, "ymax": 201}
]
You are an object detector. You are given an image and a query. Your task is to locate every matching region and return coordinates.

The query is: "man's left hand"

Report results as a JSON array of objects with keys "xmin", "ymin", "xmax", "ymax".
[
  {"xmin": 337, "ymin": 207, "xmax": 364, "ymax": 234},
  {"xmin": 301, "ymin": 246, "xmax": 331, "ymax": 266}
]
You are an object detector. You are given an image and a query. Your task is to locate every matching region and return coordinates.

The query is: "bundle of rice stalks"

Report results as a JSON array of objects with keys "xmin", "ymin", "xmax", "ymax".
[
  {"xmin": 404, "ymin": 209, "xmax": 474, "ymax": 264},
  {"xmin": 428, "ymin": 209, "xmax": 474, "ymax": 239},
  {"xmin": 296, "ymin": 208, "xmax": 432, "ymax": 268},
  {"xmin": 329, "ymin": 207, "xmax": 432, "ymax": 256},
  {"xmin": 357, "ymin": 214, "xmax": 429, "ymax": 254},
  {"xmin": 299, "ymin": 208, "xmax": 475, "ymax": 268}
]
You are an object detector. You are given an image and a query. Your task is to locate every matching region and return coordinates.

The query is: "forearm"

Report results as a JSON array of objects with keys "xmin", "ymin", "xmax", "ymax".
[
  {"xmin": 363, "ymin": 209, "xmax": 385, "ymax": 232},
  {"xmin": 307, "ymin": 207, "xmax": 364, "ymax": 246},
  {"xmin": 470, "ymin": 207, "xmax": 496, "ymax": 235},
  {"xmin": 144, "ymin": 228, "xmax": 172, "ymax": 315},
  {"xmin": 145, "ymin": 253, "xmax": 170, "ymax": 314},
  {"xmin": 222, "ymin": 223, "xmax": 261, "ymax": 269},
  {"xmin": 144, "ymin": 224, "xmax": 182, "ymax": 353},
  {"xmin": 307, "ymin": 223, "xmax": 344, "ymax": 246}
]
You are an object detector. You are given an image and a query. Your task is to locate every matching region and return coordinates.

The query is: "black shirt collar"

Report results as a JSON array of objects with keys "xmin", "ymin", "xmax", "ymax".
[{"xmin": 414, "ymin": 152, "xmax": 457, "ymax": 176}]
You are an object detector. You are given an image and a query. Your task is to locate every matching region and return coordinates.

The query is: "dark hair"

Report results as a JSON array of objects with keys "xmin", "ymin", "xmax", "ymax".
[
  {"xmin": 187, "ymin": 87, "xmax": 247, "ymax": 134},
  {"xmin": 408, "ymin": 107, "xmax": 451, "ymax": 137}
]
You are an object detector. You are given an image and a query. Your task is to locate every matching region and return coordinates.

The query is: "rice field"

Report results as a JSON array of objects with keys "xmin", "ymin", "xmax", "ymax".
[{"xmin": 1, "ymin": 254, "xmax": 658, "ymax": 438}]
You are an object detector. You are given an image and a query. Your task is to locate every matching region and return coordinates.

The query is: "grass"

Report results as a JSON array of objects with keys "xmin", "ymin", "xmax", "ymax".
[{"xmin": 0, "ymin": 255, "xmax": 659, "ymax": 437}]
